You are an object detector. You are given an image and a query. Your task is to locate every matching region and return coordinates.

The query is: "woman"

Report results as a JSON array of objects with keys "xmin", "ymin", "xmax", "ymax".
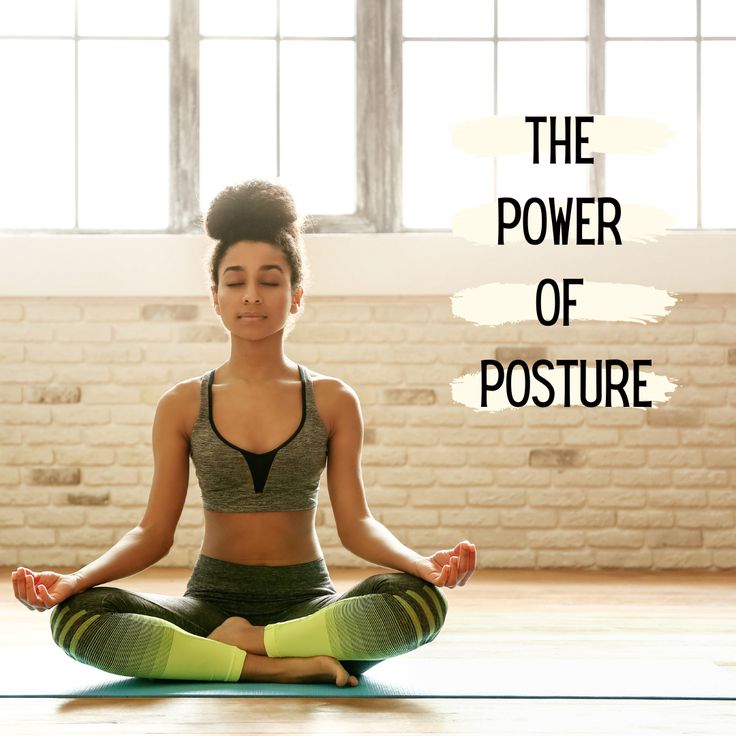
[{"xmin": 11, "ymin": 179, "xmax": 477, "ymax": 688}]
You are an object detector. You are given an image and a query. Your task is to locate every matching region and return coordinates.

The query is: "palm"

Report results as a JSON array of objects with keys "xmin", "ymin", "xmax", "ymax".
[
  {"xmin": 42, "ymin": 573, "xmax": 78, "ymax": 604},
  {"xmin": 413, "ymin": 541, "xmax": 477, "ymax": 588},
  {"xmin": 426, "ymin": 550, "xmax": 453, "ymax": 575}
]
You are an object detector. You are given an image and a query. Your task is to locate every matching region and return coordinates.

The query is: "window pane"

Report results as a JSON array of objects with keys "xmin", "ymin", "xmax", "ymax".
[
  {"xmin": 702, "ymin": 0, "xmax": 736, "ymax": 36},
  {"xmin": 498, "ymin": 0, "xmax": 587, "ymax": 38},
  {"xmin": 403, "ymin": 41, "xmax": 494, "ymax": 229},
  {"xmin": 280, "ymin": 0, "xmax": 354, "ymax": 37},
  {"xmin": 606, "ymin": 0, "xmax": 695, "ymax": 37},
  {"xmin": 280, "ymin": 41, "xmax": 355, "ymax": 214},
  {"xmin": 498, "ymin": 42, "xmax": 587, "ymax": 113},
  {"xmin": 78, "ymin": 41, "xmax": 169, "ymax": 228},
  {"xmin": 605, "ymin": 41, "xmax": 696, "ymax": 228},
  {"xmin": 200, "ymin": 0, "xmax": 276, "ymax": 37},
  {"xmin": 497, "ymin": 41, "xmax": 588, "ymax": 201},
  {"xmin": 0, "ymin": 0, "xmax": 74, "ymax": 36},
  {"xmin": 200, "ymin": 40, "xmax": 277, "ymax": 212},
  {"xmin": 77, "ymin": 0, "xmax": 168, "ymax": 37},
  {"xmin": 702, "ymin": 41, "xmax": 736, "ymax": 227},
  {"xmin": 0, "ymin": 40, "xmax": 75, "ymax": 228},
  {"xmin": 403, "ymin": 0, "xmax": 493, "ymax": 38}
]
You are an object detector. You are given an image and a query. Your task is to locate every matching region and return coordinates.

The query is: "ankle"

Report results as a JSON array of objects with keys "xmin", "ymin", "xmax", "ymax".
[{"xmin": 240, "ymin": 653, "xmax": 287, "ymax": 683}]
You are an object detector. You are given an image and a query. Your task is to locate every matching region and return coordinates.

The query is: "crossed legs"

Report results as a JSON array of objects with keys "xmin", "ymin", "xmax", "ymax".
[{"xmin": 50, "ymin": 571, "xmax": 448, "ymax": 684}]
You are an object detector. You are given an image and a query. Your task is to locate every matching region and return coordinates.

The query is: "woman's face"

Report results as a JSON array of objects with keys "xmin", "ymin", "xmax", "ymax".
[{"xmin": 212, "ymin": 240, "xmax": 302, "ymax": 336}]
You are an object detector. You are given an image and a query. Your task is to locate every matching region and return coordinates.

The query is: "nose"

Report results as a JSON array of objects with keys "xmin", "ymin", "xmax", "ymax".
[{"xmin": 242, "ymin": 287, "xmax": 262, "ymax": 304}]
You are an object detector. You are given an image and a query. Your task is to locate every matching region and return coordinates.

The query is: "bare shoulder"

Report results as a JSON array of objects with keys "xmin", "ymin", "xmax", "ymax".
[
  {"xmin": 308, "ymin": 368, "xmax": 358, "ymax": 402},
  {"xmin": 160, "ymin": 373, "xmax": 206, "ymax": 440},
  {"xmin": 308, "ymin": 369, "xmax": 361, "ymax": 436}
]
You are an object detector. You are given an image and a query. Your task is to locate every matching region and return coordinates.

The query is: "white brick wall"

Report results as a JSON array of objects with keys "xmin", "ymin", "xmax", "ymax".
[{"xmin": 0, "ymin": 294, "xmax": 735, "ymax": 570}]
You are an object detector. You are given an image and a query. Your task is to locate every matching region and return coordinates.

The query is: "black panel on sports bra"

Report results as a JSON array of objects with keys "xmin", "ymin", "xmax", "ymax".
[{"xmin": 189, "ymin": 365, "xmax": 329, "ymax": 512}]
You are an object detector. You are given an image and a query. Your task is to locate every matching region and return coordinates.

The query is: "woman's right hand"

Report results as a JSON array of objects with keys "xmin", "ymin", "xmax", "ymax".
[{"xmin": 11, "ymin": 566, "xmax": 82, "ymax": 612}]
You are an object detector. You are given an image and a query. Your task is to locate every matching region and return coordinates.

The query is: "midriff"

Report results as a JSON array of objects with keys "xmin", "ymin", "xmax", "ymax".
[{"xmin": 200, "ymin": 507, "xmax": 324, "ymax": 566}]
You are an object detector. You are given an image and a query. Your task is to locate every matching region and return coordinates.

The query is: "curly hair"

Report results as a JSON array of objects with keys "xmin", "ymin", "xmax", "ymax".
[{"xmin": 200, "ymin": 179, "xmax": 312, "ymax": 294}]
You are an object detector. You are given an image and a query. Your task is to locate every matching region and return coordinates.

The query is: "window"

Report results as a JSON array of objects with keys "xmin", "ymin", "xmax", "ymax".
[
  {"xmin": 402, "ymin": 0, "xmax": 587, "ymax": 229},
  {"xmin": 605, "ymin": 0, "xmax": 736, "ymax": 228},
  {"xmin": 199, "ymin": 0, "xmax": 357, "ymax": 219},
  {"xmin": 0, "ymin": 0, "xmax": 733, "ymax": 234},
  {"xmin": 0, "ymin": 0, "xmax": 170, "ymax": 230}
]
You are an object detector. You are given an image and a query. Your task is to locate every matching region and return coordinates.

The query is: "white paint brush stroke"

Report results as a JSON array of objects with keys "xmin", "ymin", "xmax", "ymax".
[
  {"xmin": 452, "ymin": 115, "xmax": 676, "ymax": 157},
  {"xmin": 451, "ymin": 367, "xmax": 678, "ymax": 413},
  {"xmin": 451, "ymin": 282, "xmax": 679, "ymax": 327},
  {"xmin": 452, "ymin": 201, "xmax": 676, "ymax": 246}
]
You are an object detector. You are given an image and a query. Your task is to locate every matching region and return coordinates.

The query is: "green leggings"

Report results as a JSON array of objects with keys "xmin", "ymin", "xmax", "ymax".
[{"xmin": 50, "ymin": 554, "xmax": 448, "ymax": 682}]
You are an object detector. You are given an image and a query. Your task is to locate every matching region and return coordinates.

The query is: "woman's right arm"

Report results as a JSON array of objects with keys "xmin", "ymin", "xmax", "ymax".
[
  {"xmin": 13, "ymin": 385, "xmax": 192, "ymax": 608},
  {"xmin": 70, "ymin": 525, "xmax": 172, "ymax": 593}
]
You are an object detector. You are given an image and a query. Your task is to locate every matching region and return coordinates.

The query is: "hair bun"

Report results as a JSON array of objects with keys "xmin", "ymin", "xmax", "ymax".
[{"xmin": 204, "ymin": 179, "xmax": 299, "ymax": 244}]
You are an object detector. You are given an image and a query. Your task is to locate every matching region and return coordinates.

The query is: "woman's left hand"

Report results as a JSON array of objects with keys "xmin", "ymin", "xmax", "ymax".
[{"xmin": 412, "ymin": 540, "xmax": 477, "ymax": 588}]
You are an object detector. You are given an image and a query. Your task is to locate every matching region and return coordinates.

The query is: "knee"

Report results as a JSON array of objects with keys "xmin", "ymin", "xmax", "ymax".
[
  {"xmin": 49, "ymin": 586, "xmax": 124, "ymax": 647},
  {"xmin": 394, "ymin": 573, "xmax": 449, "ymax": 639},
  {"xmin": 363, "ymin": 571, "xmax": 449, "ymax": 637},
  {"xmin": 421, "ymin": 581, "xmax": 448, "ymax": 639}
]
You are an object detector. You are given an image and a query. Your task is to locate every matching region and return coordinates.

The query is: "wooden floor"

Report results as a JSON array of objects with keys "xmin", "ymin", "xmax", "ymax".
[{"xmin": 4, "ymin": 564, "xmax": 736, "ymax": 735}]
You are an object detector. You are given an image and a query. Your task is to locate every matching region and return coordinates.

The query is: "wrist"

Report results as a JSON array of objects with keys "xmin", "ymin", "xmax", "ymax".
[
  {"xmin": 69, "ymin": 572, "xmax": 87, "ymax": 593},
  {"xmin": 409, "ymin": 554, "xmax": 425, "ymax": 576}
]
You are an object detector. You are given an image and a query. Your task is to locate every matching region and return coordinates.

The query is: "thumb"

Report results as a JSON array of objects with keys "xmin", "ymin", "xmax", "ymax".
[{"xmin": 38, "ymin": 584, "xmax": 57, "ymax": 605}]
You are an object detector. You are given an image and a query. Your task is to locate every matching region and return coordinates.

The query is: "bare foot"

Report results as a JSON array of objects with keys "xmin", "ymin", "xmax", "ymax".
[
  {"xmin": 209, "ymin": 618, "xmax": 358, "ymax": 687},
  {"xmin": 241, "ymin": 653, "xmax": 359, "ymax": 688},
  {"xmin": 291, "ymin": 655, "xmax": 359, "ymax": 687},
  {"xmin": 207, "ymin": 616, "xmax": 265, "ymax": 654}
]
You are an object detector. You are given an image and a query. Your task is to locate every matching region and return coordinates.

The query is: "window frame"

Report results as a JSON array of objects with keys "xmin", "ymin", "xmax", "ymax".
[{"xmin": 172, "ymin": 0, "xmax": 402, "ymax": 235}]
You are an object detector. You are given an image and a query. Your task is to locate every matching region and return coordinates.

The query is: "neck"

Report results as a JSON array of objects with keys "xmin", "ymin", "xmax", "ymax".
[{"xmin": 222, "ymin": 338, "xmax": 297, "ymax": 384}]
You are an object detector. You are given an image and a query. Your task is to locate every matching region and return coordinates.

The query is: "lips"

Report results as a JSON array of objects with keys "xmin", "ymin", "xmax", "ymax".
[{"xmin": 237, "ymin": 313, "xmax": 265, "ymax": 319}]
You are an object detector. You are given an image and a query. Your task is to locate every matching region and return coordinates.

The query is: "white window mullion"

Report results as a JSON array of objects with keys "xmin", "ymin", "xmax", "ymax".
[
  {"xmin": 589, "ymin": 0, "xmax": 604, "ymax": 199},
  {"xmin": 74, "ymin": 0, "xmax": 79, "ymax": 229},
  {"xmin": 171, "ymin": 0, "xmax": 200, "ymax": 233},
  {"xmin": 696, "ymin": 0, "xmax": 702, "ymax": 228}
]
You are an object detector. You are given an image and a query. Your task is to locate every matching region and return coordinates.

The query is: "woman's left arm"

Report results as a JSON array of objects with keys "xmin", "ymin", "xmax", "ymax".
[{"xmin": 325, "ymin": 380, "xmax": 477, "ymax": 589}]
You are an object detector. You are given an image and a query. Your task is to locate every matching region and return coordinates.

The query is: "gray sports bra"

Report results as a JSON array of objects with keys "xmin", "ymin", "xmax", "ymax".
[{"xmin": 189, "ymin": 365, "xmax": 330, "ymax": 512}]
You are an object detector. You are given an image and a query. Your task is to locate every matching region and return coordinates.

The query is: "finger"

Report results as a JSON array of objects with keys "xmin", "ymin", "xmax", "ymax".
[
  {"xmin": 25, "ymin": 572, "xmax": 41, "ymax": 607},
  {"xmin": 13, "ymin": 570, "xmax": 34, "ymax": 609},
  {"xmin": 438, "ymin": 564, "xmax": 449, "ymax": 587},
  {"xmin": 11, "ymin": 570, "xmax": 20, "ymax": 600},
  {"xmin": 451, "ymin": 556, "xmax": 460, "ymax": 587},
  {"xmin": 447, "ymin": 556, "xmax": 458, "ymax": 588},
  {"xmin": 466, "ymin": 544, "xmax": 477, "ymax": 582},
  {"xmin": 16, "ymin": 572, "xmax": 29, "ymax": 605},
  {"xmin": 17, "ymin": 570, "xmax": 28, "ymax": 602},
  {"xmin": 463, "ymin": 544, "xmax": 476, "ymax": 584},
  {"xmin": 24, "ymin": 572, "xmax": 38, "ymax": 605},
  {"xmin": 458, "ymin": 545, "xmax": 474, "ymax": 586},
  {"xmin": 38, "ymin": 584, "xmax": 53, "ymax": 606},
  {"xmin": 13, "ymin": 570, "xmax": 29, "ymax": 605},
  {"xmin": 458, "ymin": 545, "xmax": 470, "ymax": 586}
]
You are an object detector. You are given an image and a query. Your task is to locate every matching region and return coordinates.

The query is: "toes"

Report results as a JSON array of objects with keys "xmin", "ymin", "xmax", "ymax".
[{"xmin": 333, "ymin": 663, "xmax": 351, "ymax": 687}]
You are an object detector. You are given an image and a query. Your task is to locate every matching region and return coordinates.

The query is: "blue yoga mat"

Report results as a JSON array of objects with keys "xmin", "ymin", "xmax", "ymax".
[{"xmin": 4, "ymin": 647, "xmax": 736, "ymax": 699}]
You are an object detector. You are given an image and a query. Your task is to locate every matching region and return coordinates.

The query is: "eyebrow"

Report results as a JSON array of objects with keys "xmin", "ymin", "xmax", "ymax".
[{"xmin": 223, "ymin": 265, "xmax": 284, "ymax": 275}]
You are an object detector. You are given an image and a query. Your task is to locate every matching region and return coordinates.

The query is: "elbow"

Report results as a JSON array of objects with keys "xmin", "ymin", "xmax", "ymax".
[
  {"xmin": 337, "ymin": 528, "xmax": 352, "ymax": 549},
  {"xmin": 337, "ymin": 514, "xmax": 374, "ymax": 548},
  {"xmin": 136, "ymin": 525, "xmax": 174, "ymax": 556}
]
